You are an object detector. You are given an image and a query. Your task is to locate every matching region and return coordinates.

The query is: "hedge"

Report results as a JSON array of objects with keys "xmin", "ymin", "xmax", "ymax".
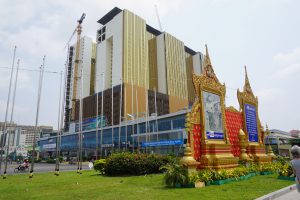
[{"xmin": 102, "ymin": 152, "xmax": 174, "ymax": 176}]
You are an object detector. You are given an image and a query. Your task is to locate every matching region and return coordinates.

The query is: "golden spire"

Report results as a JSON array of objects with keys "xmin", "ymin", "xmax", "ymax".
[
  {"xmin": 203, "ymin": 44, "xmax": 218, "ymax": 82},
  {"xmin": 243, "ymin": 65, "xmax": 253, "ymax": 95},
  {"xmin": 205, "ymin": 44, "xmax": 212, "ymax": 66}
]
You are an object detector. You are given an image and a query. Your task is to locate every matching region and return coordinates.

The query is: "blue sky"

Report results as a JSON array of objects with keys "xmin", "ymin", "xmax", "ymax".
[{"xmin": 0, "ymin": 0, "xmax": 299, "ymax": 131}]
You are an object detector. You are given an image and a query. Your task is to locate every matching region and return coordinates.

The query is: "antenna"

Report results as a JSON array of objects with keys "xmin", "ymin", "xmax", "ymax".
[{"xmin": 155, "ymin": 5, "xmax": 163, "ymax": 31}]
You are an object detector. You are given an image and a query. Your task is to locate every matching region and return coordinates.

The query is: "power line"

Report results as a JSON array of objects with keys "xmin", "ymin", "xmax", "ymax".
[{"xmin": 0, "ymin": 66, "xmax": 59, "ymax": 74}]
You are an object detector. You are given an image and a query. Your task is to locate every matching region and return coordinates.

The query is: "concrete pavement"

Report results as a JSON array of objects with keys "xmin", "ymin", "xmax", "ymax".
[{"xmin": 256, "ymin": 184, "xmax": 300, "ymax": 200}]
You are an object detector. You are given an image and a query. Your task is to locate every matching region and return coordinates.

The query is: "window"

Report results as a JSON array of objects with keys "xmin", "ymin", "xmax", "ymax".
[{"xmin": 97, "ymin": 26, "xmax": 106, "ymax": 43}]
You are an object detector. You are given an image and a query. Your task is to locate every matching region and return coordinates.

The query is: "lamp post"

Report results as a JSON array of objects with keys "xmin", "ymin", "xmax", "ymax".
[
  {"xmin": 100, "ymin": 72, "xmax": 105, "ymax": 158},
  {"xmin": 127, "ymin": 113, "xmax": 135, "ymax": 152}
]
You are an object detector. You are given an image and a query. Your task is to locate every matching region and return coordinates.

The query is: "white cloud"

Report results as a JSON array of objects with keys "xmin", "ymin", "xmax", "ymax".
[
  {"xmin": 273, "ymin": 48, "xmax": 300, "ymax": 79},
  {"xmin": 274, "ymin": 48, "xmax": 300, "ymax": 66}
]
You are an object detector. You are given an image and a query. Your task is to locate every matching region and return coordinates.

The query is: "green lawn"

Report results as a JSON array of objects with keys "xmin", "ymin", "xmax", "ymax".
[{"xmin": 0, "ymin": 171, "xmax": 294, "ymax": 200}]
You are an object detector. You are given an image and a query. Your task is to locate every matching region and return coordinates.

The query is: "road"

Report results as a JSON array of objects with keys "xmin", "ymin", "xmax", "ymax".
[{"xmin": 0, "ymin": 162, "xmax": 90, "ymax": 175}]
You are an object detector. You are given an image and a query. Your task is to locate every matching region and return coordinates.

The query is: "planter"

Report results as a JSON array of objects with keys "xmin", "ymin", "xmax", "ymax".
[
  {"xmin": 184, "ymin": 183, "xmax": 195, "ymax": 188},
  {"xmin": 211, "ymin": 179, "xmax": 227, "ymax": 185},
  {"xmin": 195, "ymin": 181, "xmax": 205, "ymax": 188},
  {"xmin": 227, "ymin": 178, "xmax": 235, "ymax": 183},
  {"xmin": 205, "ymin": 181, "xmax": 212, "ymax": 186},
  {"xmin": 260, "ymin": 171, "xmax": 273, "ymax": 175},
  {"xmin": 245, "ymin": 174, "xmax": 251, "ymax": 179},
  {"xmin": 174, "ymin": 183, "xmax": 181, "ymax": 188},
  {"xmin": 278, "ymin": 176, "xmax": 295, "ymax": 181},
  {"xmin": 248, "ymin": 172, "xmax": 256, "ymax": 177}
]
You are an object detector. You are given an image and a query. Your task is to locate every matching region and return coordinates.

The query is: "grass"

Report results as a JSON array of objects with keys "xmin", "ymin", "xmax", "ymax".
[{"xmin": 0, "ymin": 171, "xmax": 294, "ymax": 200}]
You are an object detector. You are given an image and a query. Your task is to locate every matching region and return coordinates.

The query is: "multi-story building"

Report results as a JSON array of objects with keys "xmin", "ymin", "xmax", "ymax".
[
  {"xmin": 65, "ymin": 7, "xmax": 206, "ymax": 131},
  {"xmin": 0, "ymin": 122, "xmax": 53, "ymax": 155},
  {"xmin": 41, "ymin": 7, "xmax": 209, "ymax": 158}
]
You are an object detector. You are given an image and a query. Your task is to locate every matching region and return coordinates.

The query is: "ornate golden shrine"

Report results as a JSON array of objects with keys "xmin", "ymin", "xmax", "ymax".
[
  {"xmin": 182, "ymin": 46, "xmax": 272, "ymax": 170},
  {"xmin": 237, "ymin": 66, "xmax": 271, "ymax": 163},
  {"xmin": 186, "ymin": 45, "xmax": 238, "ymax": 169}
]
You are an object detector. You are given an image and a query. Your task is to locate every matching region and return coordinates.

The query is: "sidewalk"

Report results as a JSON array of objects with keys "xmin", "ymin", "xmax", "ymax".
[{"xmin": 255, "ymin": 184, "xmax": 298, "ymax": 200}]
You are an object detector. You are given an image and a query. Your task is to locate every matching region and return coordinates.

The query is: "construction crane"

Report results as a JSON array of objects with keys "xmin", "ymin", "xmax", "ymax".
[
  {"xmin": 71, "ymin": 13, "xmax": 86, "ymax": 121},
  {"xmin": 155, "ymin": 5, "xmax": 162, "ymax": 31}
]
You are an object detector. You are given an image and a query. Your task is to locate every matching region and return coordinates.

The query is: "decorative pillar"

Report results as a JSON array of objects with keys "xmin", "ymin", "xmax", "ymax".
[
  {"xmin": 238, "ymin": 129, "xmax": 250, "ymax": 161},
  {"xmin": 180, "ymin": 112, "xmax": 199, "ymax": 175}
]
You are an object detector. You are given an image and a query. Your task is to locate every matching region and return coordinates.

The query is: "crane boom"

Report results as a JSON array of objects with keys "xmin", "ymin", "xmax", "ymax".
[
  {"xmin": 78, "ymin": 13, "xmax": 86, "ymax": 24},
  {"xmin": 155, "ymin": 5, "xmax": 162, "ymax": 31}
]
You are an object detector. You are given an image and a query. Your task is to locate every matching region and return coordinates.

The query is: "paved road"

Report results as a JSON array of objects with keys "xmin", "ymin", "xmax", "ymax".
[
  {"xmin": 274, "ymin": 189, "xmax": 300, "ymax": 200},
  {"xmin": 0, "ymin": 162, "xmax": 90, "ymax": 175}
]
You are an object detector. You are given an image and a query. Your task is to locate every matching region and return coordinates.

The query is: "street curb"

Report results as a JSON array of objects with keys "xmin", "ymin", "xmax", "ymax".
[{"xmin": 255, "ymin": 184, "xmax": 296, "ymax": 200}]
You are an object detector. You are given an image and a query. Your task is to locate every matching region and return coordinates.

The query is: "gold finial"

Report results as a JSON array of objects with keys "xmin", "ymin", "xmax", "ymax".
[
  {"xmin": 205, "ymin": 44, "xmax": 212, "ymax": 66},
  {"xmin": 203, "ymin": 44, "xmax": 218, "ymax": 81},
  {"xmin": 243, "ymin": 65, "xmax": 253, "ymax": 95}
]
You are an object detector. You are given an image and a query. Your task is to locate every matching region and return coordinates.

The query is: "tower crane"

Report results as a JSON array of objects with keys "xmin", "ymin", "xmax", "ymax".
[{"xmin": 70, "ymin": 13, "xmax": 85, "ymax": 121}]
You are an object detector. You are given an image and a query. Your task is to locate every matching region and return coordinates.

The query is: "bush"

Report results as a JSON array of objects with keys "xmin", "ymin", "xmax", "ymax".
[
  {"xmin": 276, "ymin": 156, "xmax": 290, "ymax": 165},
  {"xmin": 104, "ymin": 152, "xmax": 173, "ymax": 176},
  {"xmin": 189, "ymin": 172, "xmax": 200, "ymax": 184},
  {"xmin": 211, "ymin": 168, "xmax": 229, "ymax": 180},
  {"xmin": 160, "ymin": 162, "xmax": 188, "ymax": 187},
  {"xmin": 94, "ymin": 159, "xmax": 106, "ymax": 175},
  {"xmin": 248, "ymin": 163, "xmax": 260, "ymax": 173},
  {"xmin": 198, "ymin": 169, "xmax": 213, "ymax": 183},
  {"xmin": 259, "ymin": 163, "xmax": 277, "ymax": 173},
  {"xmin": 278, "ymin": 164, "xmax": 294, "ymax": 177},
  {"xmin": 46, "ymin": 158, "xmax": 56, "ymax": 164}
]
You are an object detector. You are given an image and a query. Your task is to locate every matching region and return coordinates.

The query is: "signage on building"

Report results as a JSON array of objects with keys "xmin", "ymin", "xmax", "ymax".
[
  {"xmin": 101, "ymin": 144, "xmax": 114, "ymax": 148},
  {"xmin": 42, "ymin": 143, "xmax": 56, "ymax": 149},
  {"xmin": 75, "ymin": 116, "xmax": 107, "ymax": 132},
  {"xmin": 244, "ymin": 103, "xmax": 258, "ymax": 142},
  {"xmin": 141, "ymin": 139, "xmax": 183, "ymax": 147}
]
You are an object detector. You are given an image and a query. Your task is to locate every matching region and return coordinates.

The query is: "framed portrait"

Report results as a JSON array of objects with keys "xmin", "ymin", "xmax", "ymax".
[{"xmin": 202, "ymin": 91, "xmax": 224, "ymax": 139}]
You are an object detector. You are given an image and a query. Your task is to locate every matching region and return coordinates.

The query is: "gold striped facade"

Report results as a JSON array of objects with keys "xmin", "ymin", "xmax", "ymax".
[
  {"xmin": 122, "ymin": 10, "xmax": 149, "ymax": 89},
  {"xmin": 123, "ymin": 83, "xmax": 147, "ymax": 121},
  {"xmin": 185, "ymin": 55, "xmax": 195, "ymax": 102},
  {"xmin": 148, "ymin": 37, "xmax": 158, "ymax": 91},
  {"xmin": 90, "ymin": 43, "xmax": 96, "ymax": 95},
  {"xmin": 164, "ymin": 33, "xmax": 188, "ymax": 99}
]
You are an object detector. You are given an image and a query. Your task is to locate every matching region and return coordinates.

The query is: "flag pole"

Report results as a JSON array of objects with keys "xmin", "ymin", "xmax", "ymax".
[
  {"xmin": 0, "ymin": 46, "xmax": 16, "ymax": 176},
  {"xmin": 29, "ymin": 55, "xmax": 46, "ymax": 178}
]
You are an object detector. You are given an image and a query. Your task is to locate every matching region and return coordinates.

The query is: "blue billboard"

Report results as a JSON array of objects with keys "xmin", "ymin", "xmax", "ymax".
[
  {"xmin": 75, "ymin": 116, "xmax": 107, "ymax": 132},
  {"xmin": 141, "ymin": 139, "xmax": 183, "ymax": 147},
  {"xmin": 244, "ymin": 104, "xmax": 258, "ymax": 142}
]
